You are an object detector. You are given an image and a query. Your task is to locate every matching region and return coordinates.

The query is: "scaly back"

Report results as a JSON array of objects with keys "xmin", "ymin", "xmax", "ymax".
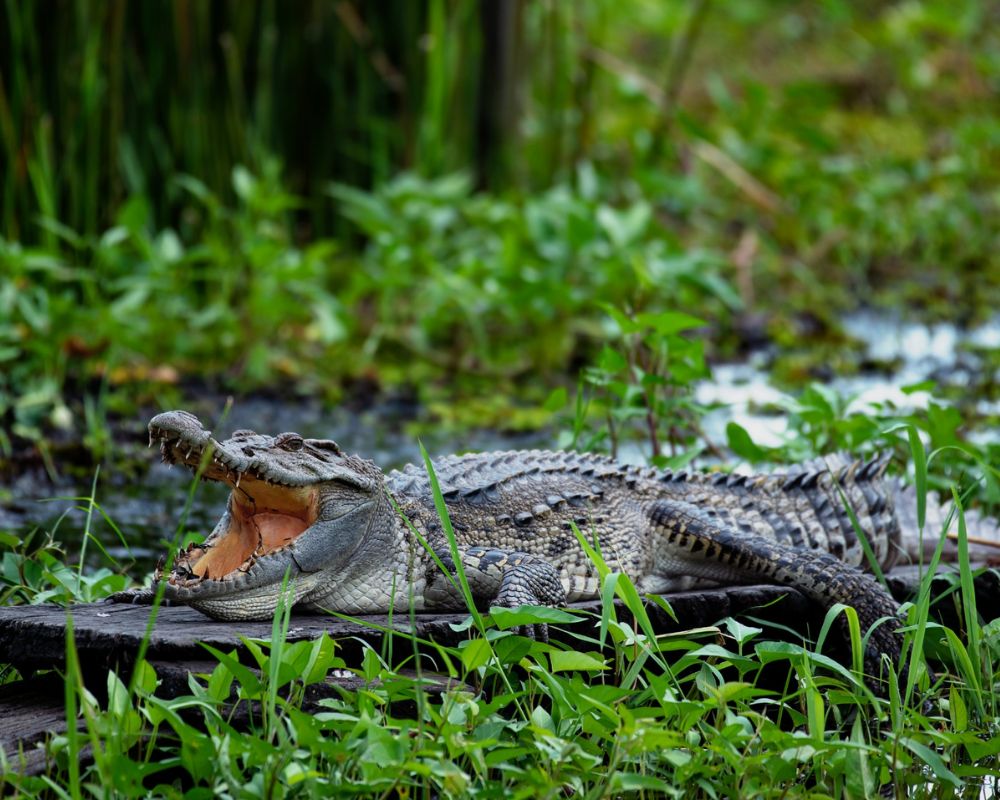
[{"xmin": 387, "ymin": 450, "xmax": 902, "ymax": 571}]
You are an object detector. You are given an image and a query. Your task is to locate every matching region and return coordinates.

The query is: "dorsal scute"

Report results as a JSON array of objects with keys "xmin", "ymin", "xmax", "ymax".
[{"xmin": 387, "ymin": 448, "xmax": 638, "ymax": 500}]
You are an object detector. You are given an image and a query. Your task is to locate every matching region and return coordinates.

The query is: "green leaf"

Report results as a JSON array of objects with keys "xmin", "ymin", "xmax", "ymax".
[
  {"xmin": 609, "ymin": 773, "xmax": 672, "ymax": 792},
  {"xmin": 948, "ymin": 687, "xmax": 967, "ymax": 731},
  {"xmin": 232, "ymin": 165, "xmax": 256, "ymax": 200},
  {"xmin": 900, "ymin": 738, "xmax": 962, "ymax": 788},
  {"xmin": 754, "ymin": 640, "xmax": 806, "ymax": 663},
  {"xmin": 908, "ymin": 425, "xmax": 927, "ymax": 531},
  {"xmin": 489, "ymin": 605, "xmax": 584, "ymax": 629},
  {"xmin": 636, "ymin": 310, "xmax": 707, "ymax": 336},
  {"xmin": 98, "ymin": 226, "xmax": 130, "ymax": 249},
  {"xmin": 599, "ymin": 303, "xmax": 640, "ymax": 335},
  {"xmin": 131, "ymin": 659, "xmax": 158, "ymax": 695},
  {"xmin": 106, "ymin": 670, "xmax": 130, "ymax": 717},
  {"xmin": 460, "ymin": 637, "xmax": 493, "ymax": 671},
  {"xmin": 34, "ymin": 216, "xmax": 85, "ymax": 249},
  {"xmin": 200, "ymin": 643, "xmax": 262, "ymax": 695},
  {"xmin": 726, "ymin": 422, "xmax": 766, "ymax": 462},
  {"xmin": 543, "ymin": 386, "xmax": 568, "ymax": 412},
  {"xmin": 596, "ymin": 345, "xmax": 628, "ymax": 373},
  {"xmin": 597, "ymin": 202, "xmax": 651, "ymax": 248},
  {"xmin": 902, "ymin": 379, "xmax": 936, "ymax": 395},
  {"xmin": 723, "ymin": 618, "xmax": 762, "ymax": 646},
  {"xmin": 965, "ymin": 735, "xmax": 1000, "ymax": 762},
  {"xmin": 548, "ymin": 650, "xmax": 607, "ymax": 672}
]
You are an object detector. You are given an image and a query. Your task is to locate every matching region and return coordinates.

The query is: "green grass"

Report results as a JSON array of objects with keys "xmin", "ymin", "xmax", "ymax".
[{"xmin": 2, "ymin": 431, "xmax": 1000, "ymax": 797}]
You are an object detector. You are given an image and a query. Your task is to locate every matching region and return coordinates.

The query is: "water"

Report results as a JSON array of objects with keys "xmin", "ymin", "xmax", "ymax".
[
  {"xmin": 696, "ymin": 311, "xmax": 1000, "ymax": 452},
  {"xmin": 0, "ymin": 396, "xmax": 550, "ymax": 569},
  {"xmin": 3, "ymin": 311, "xmax": 998, "ymax": 570}
]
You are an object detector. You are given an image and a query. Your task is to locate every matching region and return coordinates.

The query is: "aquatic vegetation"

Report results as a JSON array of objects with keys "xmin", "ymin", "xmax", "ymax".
[{"xmin": 3, "ymin": 0, "xmax": 1000, "ymax": 458}]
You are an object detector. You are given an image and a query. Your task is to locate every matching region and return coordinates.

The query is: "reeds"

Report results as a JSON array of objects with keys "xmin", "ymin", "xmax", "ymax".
[{"xmin": 0, "ymin": 0, "xmax": 601, "ymax": 242}]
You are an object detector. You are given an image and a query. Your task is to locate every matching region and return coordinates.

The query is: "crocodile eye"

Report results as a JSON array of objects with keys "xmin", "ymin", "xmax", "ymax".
[
  {"xmin": 277, "ymin": 433, "xmax": 304, "ymax": 451},
  {"xmin": 311, "ymin": 439, "xmax": 343, "ymax": 455}
]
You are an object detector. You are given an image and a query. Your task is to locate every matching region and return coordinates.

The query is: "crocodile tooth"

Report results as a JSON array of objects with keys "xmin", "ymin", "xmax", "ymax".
[{"xmin": 235, "ymin": 473, "xmax": 242, "ymax": 489}]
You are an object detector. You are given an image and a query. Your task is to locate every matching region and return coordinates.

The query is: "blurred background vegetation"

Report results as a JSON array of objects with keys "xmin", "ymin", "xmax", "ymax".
[{"xmin": 1, "ymin": 0, "xmax": 999, "ymax": 463}]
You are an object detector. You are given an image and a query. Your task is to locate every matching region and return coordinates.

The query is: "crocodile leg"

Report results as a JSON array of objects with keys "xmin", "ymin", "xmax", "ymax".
[
  {"xmin": 647, "ymin": 499, "xmax": 903, "ymax": 688},
  {"xmin": 425, "ymin": 545, "xmax": 566, "ymax": 639},
  {"xmin": 106, "ymin": 587, "xmax": 172, "ymax": 606}
]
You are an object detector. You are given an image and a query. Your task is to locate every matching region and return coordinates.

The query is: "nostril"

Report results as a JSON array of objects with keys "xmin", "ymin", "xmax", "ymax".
[{"xmin": 242, "ymin": 446, "xmax": 255, "ymax": 456}]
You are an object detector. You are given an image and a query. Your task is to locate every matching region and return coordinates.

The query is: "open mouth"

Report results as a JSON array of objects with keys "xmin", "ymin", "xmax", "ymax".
[{"xmin": 150, "ymin": 424, "xmax": 318, "ymax": 584}]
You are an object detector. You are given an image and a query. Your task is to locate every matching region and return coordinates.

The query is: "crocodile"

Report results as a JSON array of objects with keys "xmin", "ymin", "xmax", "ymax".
[{"xmin": 112, "ymin": 409, "xmax": 928, "ymax": 681}]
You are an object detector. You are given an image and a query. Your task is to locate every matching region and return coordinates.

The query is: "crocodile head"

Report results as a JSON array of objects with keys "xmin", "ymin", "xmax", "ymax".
[{"xmin": 148, "ymin": 410, "xmax": 390, "ymax": 620}]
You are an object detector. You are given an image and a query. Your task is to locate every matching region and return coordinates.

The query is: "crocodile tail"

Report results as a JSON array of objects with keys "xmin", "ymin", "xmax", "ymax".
[
  {"xmin": 893, "ymin": 482, "xmax": 1000, "ymax": 565},
  {"xmin": 649, "ymin": 500, "xmax": 903, "ymax": 689}
]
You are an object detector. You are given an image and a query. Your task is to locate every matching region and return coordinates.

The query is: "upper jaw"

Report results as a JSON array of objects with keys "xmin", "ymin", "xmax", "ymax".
[
  {"xmin": 148, "ymin": 409, "xmax": 385, "ymax": 493},
  {"xmin": 149, "ymin": 412, "xmax": 252, "ymax": 482}
]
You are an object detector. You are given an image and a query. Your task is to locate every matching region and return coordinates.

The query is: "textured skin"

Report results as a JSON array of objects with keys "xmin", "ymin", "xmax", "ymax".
[{"xmin": 120, "ymin": 411, "xmax": 913, "ymax": 681}]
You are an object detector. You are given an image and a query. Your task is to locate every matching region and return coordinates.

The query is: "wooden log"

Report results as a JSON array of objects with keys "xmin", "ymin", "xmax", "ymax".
[
  {"xmin": 0, "ymin": 674, "xmax": 86, "ymax": 777},
  {"xmin": 0, "ymin": 584, "xmax": 817, "ymax": 674},
  {"xmin": 2, "ymin": 566, "xmax": 996, "ymax": 675},
  {"xmin": 0, "ymin": 601, "xmax": 473, "ymax": 674}
]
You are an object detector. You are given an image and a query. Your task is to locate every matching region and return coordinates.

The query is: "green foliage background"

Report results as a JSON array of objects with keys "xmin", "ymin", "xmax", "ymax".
[{"xmin": 2, "ymin": 0, "xmax": 999, "ymax": 446}]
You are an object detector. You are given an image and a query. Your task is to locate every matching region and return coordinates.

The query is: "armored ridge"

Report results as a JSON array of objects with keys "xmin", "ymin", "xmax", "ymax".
[{"xmin": 121, "ymin": 409, "xmax": 969, "ymax": 682}]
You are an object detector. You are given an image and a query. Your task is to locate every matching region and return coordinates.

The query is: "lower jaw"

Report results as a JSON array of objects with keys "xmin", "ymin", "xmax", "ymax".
[
  {"xmin": 183, "ymin": 592, "xmax": 286, "ymax": 621},
  {"xmin": 167, "ymin": 572, "xmax": 321, "ymax": 621}
]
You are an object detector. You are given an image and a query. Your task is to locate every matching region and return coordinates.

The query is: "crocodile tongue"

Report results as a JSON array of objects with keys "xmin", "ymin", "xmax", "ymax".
[{"xmin": 173, "ymin": 475, "xmax": 319, "ymax": 582}]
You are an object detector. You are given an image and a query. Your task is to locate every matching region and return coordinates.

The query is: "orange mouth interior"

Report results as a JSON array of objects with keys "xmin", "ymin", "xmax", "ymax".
[{"xmin": 181, "ymin": 480, "xmax": 319, "ymax": 580}]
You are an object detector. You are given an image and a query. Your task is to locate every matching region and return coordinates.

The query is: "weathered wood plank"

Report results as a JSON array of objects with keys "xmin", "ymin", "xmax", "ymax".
[
  {"xmin": 0, "ymin": 674, "xmax": 75, "ymax": 776},
  {"xmin": 0, "ymin": 584, "xmax": 815, "ymax": 673},
  {"xmin": 0, "ymin": 601, "xmax": 475, "ymax": 672},
  {"xmin": 0, "ymin": 566, "xmax": 995, "ymax": 675}
]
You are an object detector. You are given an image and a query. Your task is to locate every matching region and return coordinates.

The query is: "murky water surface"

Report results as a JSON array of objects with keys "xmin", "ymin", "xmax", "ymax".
[
  {"xmin": 3, "ymin": 312, "xmax": 998, "ymax": 571},
  {"xmin": 697, "ymin": 311, "xmax": 1000, "ymax": 450},
  {"xmin": 1, "ymin": 398, "xmax": 551, "ymax": 569}
]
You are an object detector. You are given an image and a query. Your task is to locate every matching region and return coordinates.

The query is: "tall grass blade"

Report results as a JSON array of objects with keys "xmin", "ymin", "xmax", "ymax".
[
  {"xmin": 418, "ymin": 441, "xmax": 484, "ymax": 631},
  {"xmin": 907, "ymin": 425, "xmax": 927, "ymax": 536},
  {"xmin": 62, "ymin": 613, "xmax": 82, "ymax": 800}
]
